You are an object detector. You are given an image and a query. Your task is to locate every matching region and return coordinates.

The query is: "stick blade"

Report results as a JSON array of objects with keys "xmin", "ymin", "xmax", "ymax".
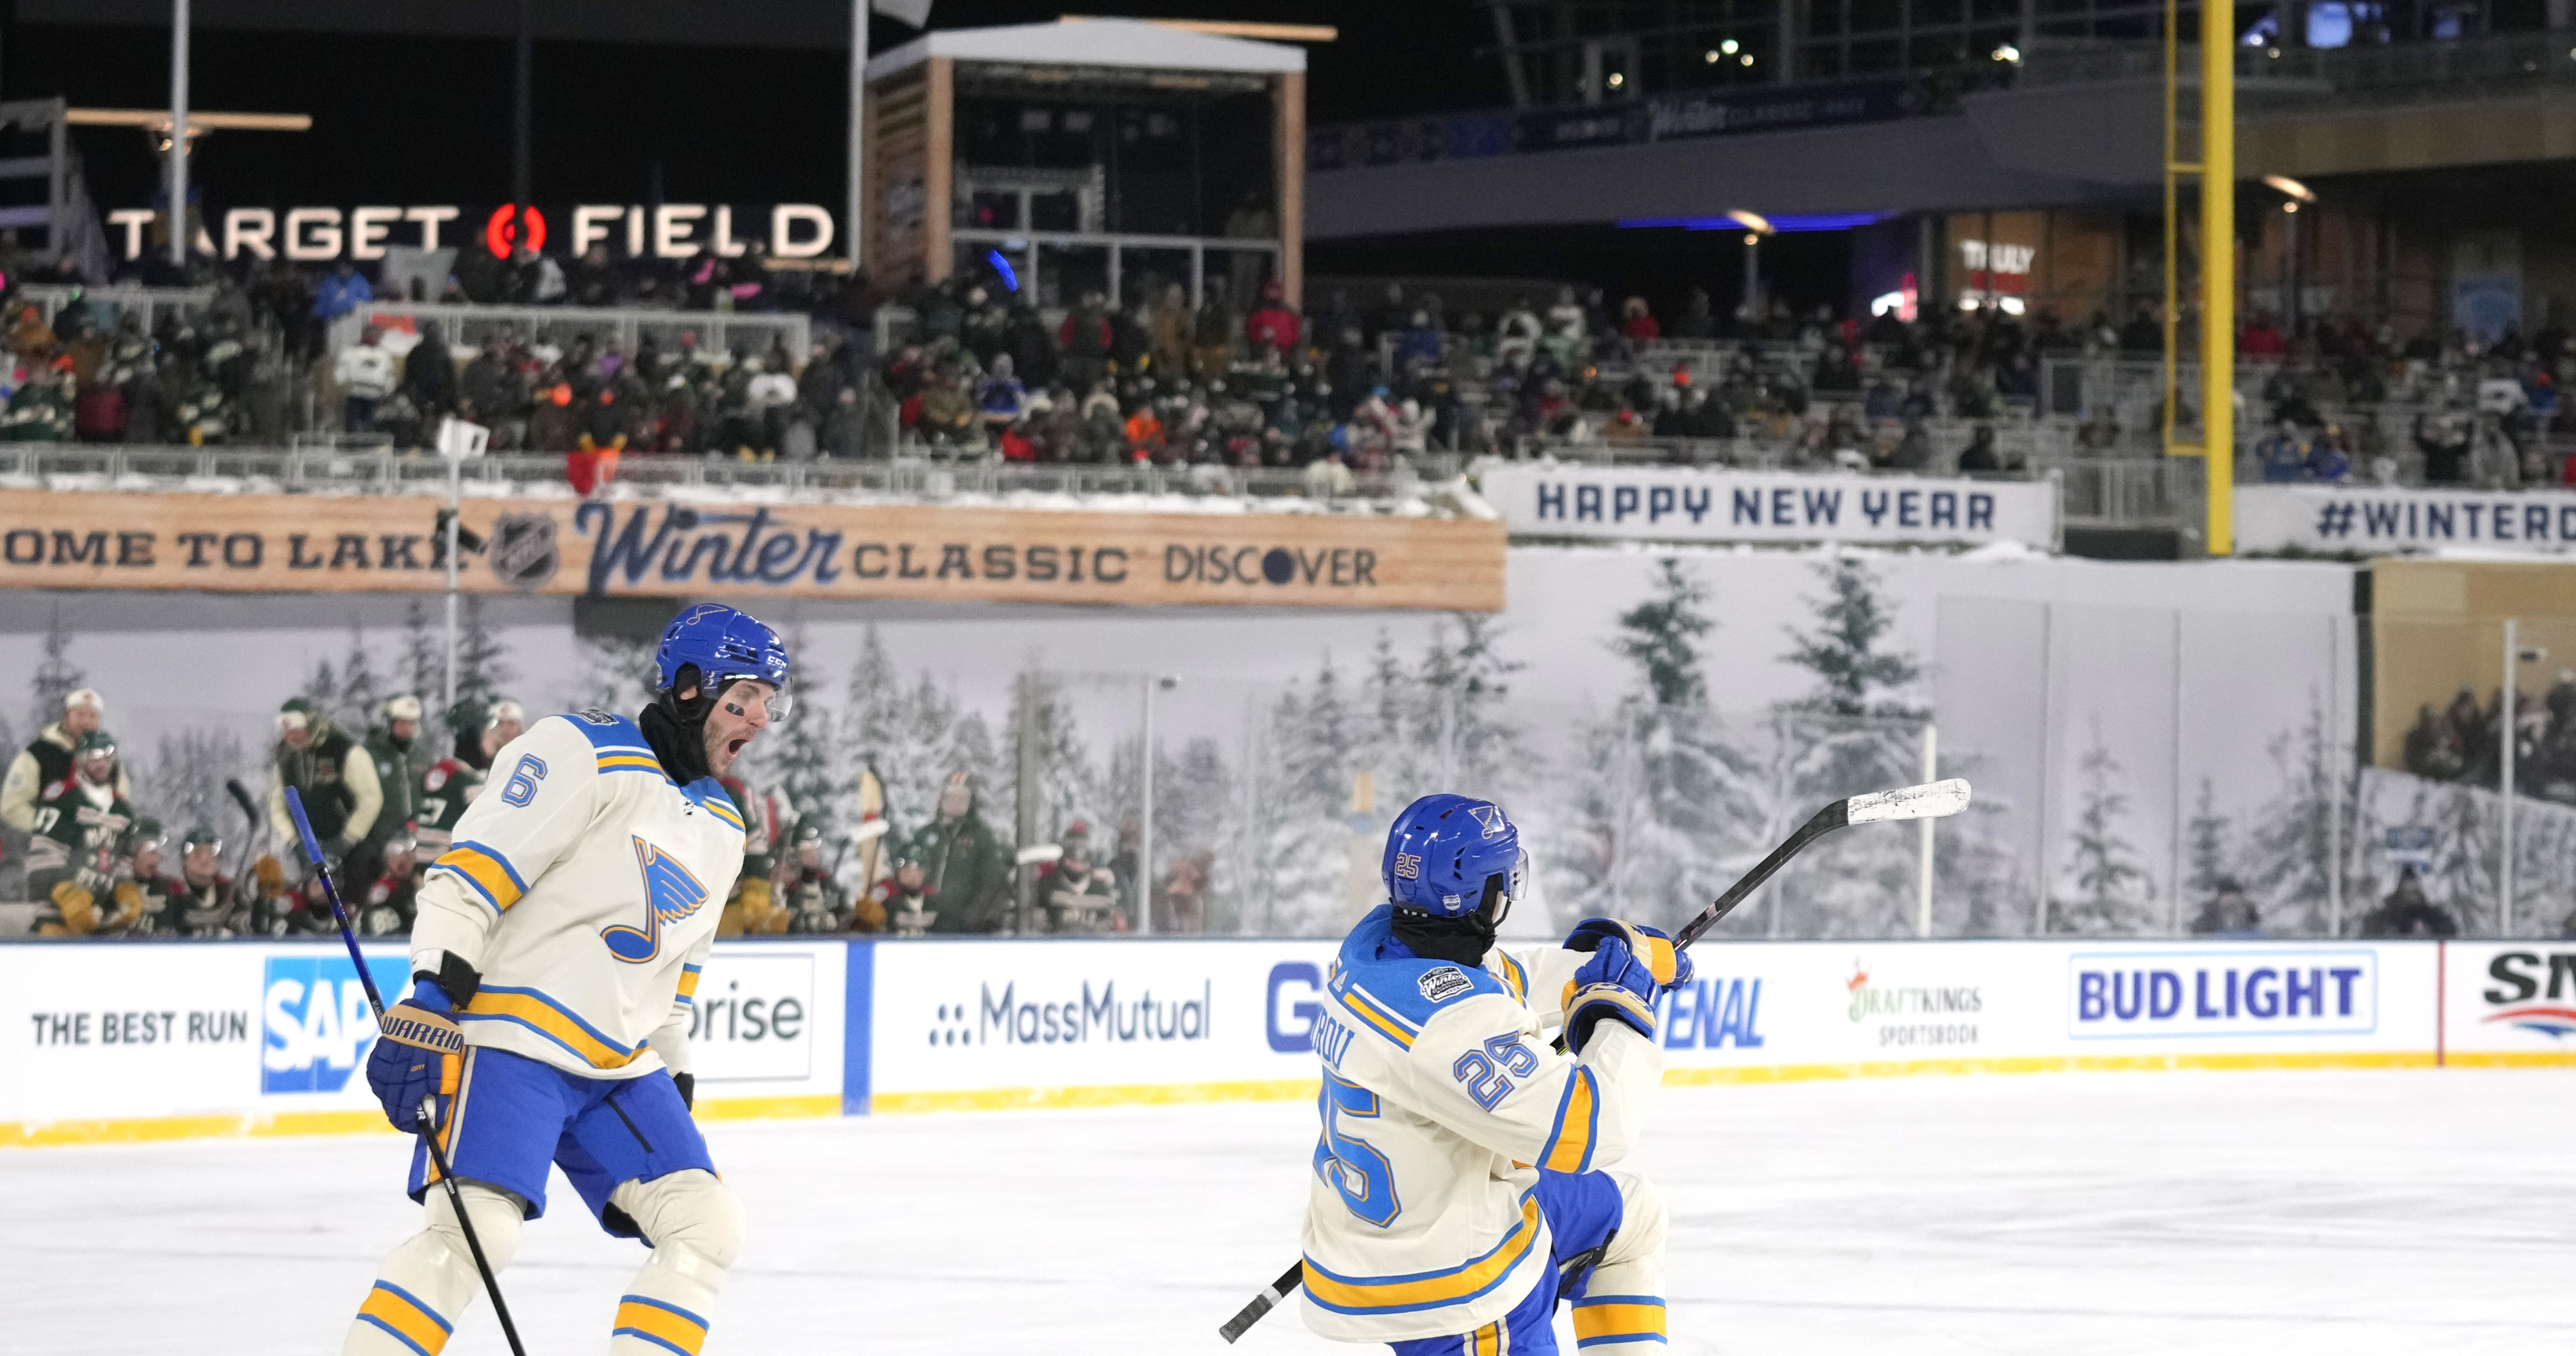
[{"xmin": 1843, "ymin": 778, "xmax": 1971, "ymax": 825}]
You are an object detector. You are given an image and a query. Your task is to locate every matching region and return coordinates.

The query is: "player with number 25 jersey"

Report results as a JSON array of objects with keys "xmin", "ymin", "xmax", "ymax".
[
  {"xmin": 341, "ymin": 603, "xmax": 789, "ymax": 1356},
  {"xmin": 1302, "ymin": 794, "xmax": 1691, "ymax": 1354}
]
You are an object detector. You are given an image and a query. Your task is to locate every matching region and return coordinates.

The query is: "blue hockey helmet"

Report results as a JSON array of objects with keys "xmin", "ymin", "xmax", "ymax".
[
  {"xmin": 1383, "ymin": 793, "xmax": 1527, "ymax": 921},
  {"xmin": 657, "ymin": 603, "xmax": 792, "ymax": 715}
]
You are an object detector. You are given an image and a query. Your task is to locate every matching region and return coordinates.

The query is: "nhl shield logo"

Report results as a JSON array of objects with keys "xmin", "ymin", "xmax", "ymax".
[{"xmin": 490, "ymin": 513, "xmax": 559, "ymax": 592}]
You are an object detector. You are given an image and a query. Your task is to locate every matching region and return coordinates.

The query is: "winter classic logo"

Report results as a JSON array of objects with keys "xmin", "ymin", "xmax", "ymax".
[
  {"xmin": 1845, "ymin": 961, "xmax": 1981, "ymax": 1049},
  {"xmin": 262, "ymin": 952, "xmax": 408, "ymax": 1094},
  {"xmin": 2479, "ymin": 951, "xmax": 2576, "ymax": 1038}
]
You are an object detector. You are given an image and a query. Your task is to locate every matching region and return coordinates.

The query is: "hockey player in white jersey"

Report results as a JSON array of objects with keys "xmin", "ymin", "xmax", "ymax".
[
  {"xmin": 343, "ymin": 603, "xmax": 788, "ymax": 1356},
  {"xmin": 1302, "ymin": 793, "xmax": 1689, "ymax": 1354}
]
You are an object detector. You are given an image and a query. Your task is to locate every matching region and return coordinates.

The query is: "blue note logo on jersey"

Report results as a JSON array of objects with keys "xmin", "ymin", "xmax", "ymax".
[
  {"xmin": 605, "ymin": 835, "xmax": 711, "ymax": 963},
  {"xmin": 261, "ymin": 953, "xmax": 409, "ymax": 1094}
]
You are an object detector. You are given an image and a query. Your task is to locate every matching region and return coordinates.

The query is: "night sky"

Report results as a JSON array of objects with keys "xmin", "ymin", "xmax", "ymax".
[
  {"xmin": 9, "ymin": 2, "xmax": 1834, "ymax": 313},
  {"xmin": 14, "ymin": 2, "xmax": 1502, "ymax": 212}
]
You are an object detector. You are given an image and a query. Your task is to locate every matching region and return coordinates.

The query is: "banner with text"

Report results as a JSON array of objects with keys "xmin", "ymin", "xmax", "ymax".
[
  {"xmin": 1481, "ymin": 465, "xmax": 2057, "ymax": 549},
  {"xmin": 864, "ymin": 938, "xmax": 1339, "ymax": 1113},
  {"xmin": 0, "ymin": 490, "xmax": 1504, "ymax": 611},
  {"xmin": 0, "ymin": 940, "xmax": 843, "ymax": 1144},
  {"xmin": 2237, "ymin": 485, "xmax": 2576, "ymax": 556},
  {"xmin": 14, "ymin": 937, "xmax": 2554, "ymax": 1146}
]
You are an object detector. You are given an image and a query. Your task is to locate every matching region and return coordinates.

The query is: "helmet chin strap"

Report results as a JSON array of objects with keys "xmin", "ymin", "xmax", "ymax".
[{"xmin": 641, "ymin": 663, "xmax": 720, "ymax": 784}]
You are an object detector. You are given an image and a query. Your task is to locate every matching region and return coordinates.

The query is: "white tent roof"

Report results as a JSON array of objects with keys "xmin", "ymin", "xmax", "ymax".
[{"xmin": 866, "ymin": 18, "xmax": 1304, "ymax": 81}]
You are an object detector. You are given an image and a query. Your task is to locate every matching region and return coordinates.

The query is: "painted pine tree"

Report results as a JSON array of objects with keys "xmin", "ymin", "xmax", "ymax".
[
  {"xmin": 1548, "ymin": 558, "xmax": 1745, "ymax": 936},
  {"xmin": 1422, "ymin": 613, "xmax": 1527, "ymax": 797},
  {"xmin": 399, "ymin": 601, "xmax": 443, "ymax": 709},
  {"xmin": 2054, "ymin": 722, "xmax": 2158, "ymax": 933},
  {"xmin": 139, "ymin": 727, "xmax": 251, "ymax": 841},
  {"xmin": 1784, "ymin": 557, "xmax": 1925, "ymax": 719},
  {"xmin": 452, "ymin": 597, "xmax": 514, "ymax": 713},
  {"xmin": 29, "ymin": 603, "xmax": 85, "ymax": 730},
  {"xmin": 299, "ymin": 657, "xmax": 341, "ymax": 721},
  {"xmin": 759, "ymin": 625, "xmax": 843, "ymax": 848},
  {"xmin": 1154, "ymin": 735, "xmax": 1234, "ymax": 931},
  {"xmin": 2185, "ymin": 776, "xmax": 2231, "ymax": 900},
  {"xmin": 576, "ymin": 633, "xmax": 660, "ymax": 717},
  {"xmin": 337, "ymin": 622, "xmax": 389, "ymax": 731},
  {"xmin": 2241, "ymin": 695, "xmax": 2366, "ymax": 936},
  {"xmin": 1250, "ymin": 660, "xmax": 1367, "ymax": 935}
]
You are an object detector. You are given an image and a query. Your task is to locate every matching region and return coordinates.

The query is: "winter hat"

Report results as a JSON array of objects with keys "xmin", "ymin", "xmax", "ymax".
[{"xmin": 383, "ymin": 694, "xmax": 424, "ymax": 723}]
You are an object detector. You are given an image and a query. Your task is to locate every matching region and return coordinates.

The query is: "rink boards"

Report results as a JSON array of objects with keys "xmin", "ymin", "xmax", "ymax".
[{"xmin": 5, "ymin": 936, "xmax": 2573, "ymax": 1146}]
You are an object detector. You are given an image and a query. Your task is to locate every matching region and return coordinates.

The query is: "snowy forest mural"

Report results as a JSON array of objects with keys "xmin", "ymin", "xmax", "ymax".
[{"xmin": 3, "ymin": 548, "xmax": 2562, "ymax": 938}]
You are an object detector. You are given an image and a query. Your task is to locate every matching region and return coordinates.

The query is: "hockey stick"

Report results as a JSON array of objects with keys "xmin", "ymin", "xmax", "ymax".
[
  {"xmin": 285, "ymin": 789, "xmax": 531, "ymax": 1356},
  {"xmin": 1213, "ymin": 778, "xmax": 1973, "ymax": 1344}
]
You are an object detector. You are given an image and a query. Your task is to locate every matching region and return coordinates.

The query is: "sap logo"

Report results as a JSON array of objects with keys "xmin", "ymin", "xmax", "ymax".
[
  {"xmin": 262, "ymin": 953, "xmax": 409, "ymax": 1094},
  {"xmin": 1267, "ymin": 961, "xmax": 1325, "ymax": 1054},
  {"xmin": 1657, "ymin": 978, "xmax": 1765, "ymax": 1050},
  {"xmin": 2480, "ymin": 951, "xmax": 2576, "ymax": 1038}
]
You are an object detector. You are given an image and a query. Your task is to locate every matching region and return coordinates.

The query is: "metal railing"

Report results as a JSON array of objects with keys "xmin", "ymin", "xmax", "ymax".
[
  {"xmin": 323, "ymin": 302, "xmax": 811, "ymax": 363},
  {"xmin": 2019, "ymin": 31, "xmax": 2576, "ymax": 106},
  {"xmin": 22, "ymin": 283, "xmax": 218, "ymax": 332},
  {"xmin": 2049, "ymin": 457, "xmax": 2202, "ymax": 527},
  {"xmin": 0, "ymin": 443, "xmax": 1466, "ymax": 510}
]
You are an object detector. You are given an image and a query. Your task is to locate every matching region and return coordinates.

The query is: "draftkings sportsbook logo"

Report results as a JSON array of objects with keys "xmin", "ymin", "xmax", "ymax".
[
  {"xmin": 1845, "ymin": 961, "xmax": 1981, "ymax": 1050},
  {"xmin": 262, "ymin": 953, "xmax": 409, "ymax": 1094}
]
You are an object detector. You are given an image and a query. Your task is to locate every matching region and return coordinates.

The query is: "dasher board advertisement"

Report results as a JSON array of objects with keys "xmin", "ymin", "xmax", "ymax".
[{"xmin": 0, "ymin": 940, "xmax": 843, "ymax": 1145}]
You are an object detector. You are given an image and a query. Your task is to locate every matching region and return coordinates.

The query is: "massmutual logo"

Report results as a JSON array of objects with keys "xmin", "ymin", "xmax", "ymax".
[
  {"xmin": 931, "ymin": 976, "xmax": 1213, "ymax": 1048},
  {"xmin": 2480, "ymin": 951, "xmax": 2576, "ymax": 1038},
  {"xmin": 261, "ymin": 953, "xmax": 408, "ymax": 1094},
  {"xmin": 1845, "ymin": 960, "xmax": 1981, "ymax": 1050}
]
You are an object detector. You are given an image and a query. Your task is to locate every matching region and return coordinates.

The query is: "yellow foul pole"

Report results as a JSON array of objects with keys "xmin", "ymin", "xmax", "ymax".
[{"xmin": 2200, "ymin": 0, "xmax": 2235, "ymax": 555}]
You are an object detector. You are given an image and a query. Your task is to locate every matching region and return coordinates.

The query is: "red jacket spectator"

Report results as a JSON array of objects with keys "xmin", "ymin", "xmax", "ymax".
[
  {"xmin": 1619, "ymin": 297, "xmax": 1660, "ymax": 341},
  {"xmin": 1245, "ymin": 281, "xmax": 1301, "ymax": 355},
  {"xmin": 2240, "ymin": 316, "xmax": 2287, "ymax": 357}
]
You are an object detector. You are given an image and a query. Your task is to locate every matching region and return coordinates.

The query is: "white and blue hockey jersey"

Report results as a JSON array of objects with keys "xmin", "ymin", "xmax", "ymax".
[
  {"xmin": 1298, "ymin": 906, "xmax": 1665, "ymax": 1344},
  {"xmin": 407, "ymin": 712, "xmax": 748, "ymax": 1082}
]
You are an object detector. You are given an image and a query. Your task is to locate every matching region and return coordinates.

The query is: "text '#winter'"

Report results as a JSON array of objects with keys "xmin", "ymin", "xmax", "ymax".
[
  {"xmin": 1528, "ymin": 480, "xmax": 1998, "ymax": 532},
  {"xmin": 2305, "ymin": 494, "xmax": 2576, "ymax": 546},
  {"xmin": 2066, "ymin": 950, "xmax": 2377, "ymax": 1039}
]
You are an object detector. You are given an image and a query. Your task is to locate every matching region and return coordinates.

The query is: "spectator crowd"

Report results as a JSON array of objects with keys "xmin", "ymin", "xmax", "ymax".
[
  {"xmin": 1, "ymin": 685, "xmax": 1141, "ymax": 941},
  {"xmin": 15, "ymin": 233, "xmax": 2576, "ymax": 492}
]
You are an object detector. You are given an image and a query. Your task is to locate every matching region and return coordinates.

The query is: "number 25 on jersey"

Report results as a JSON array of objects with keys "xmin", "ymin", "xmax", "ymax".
[{"xmin": 1314, "ymin": 1072, "xmax": 1401, "ymax": 1227}]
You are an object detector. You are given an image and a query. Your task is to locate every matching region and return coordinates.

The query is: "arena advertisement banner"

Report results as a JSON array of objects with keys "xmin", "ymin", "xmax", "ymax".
[
  {"xmin": 862, "ymin": 938, "xmax": 1339, "ymax": 1113},
  {"xmin": 0, "ymin": 940, "xmax": 844, "ymax": 1146},
  {"xmin": 2440, "ymin": 942, "xmax": 2576, "ymax": 1064},
  {"xmin": 0, "ymin": 490, "xmax": 1506, "ymax": 611},
  {"xmin": 1480, "ymin": 465, "xmax": 2057, "ymax": 549},
  {"xmin": 1650, "ymin": 940, "xmax": 2436, "ymax": 1082},
  {"xmin": 2236, "ymin": 485, "xmax": 2576, "ymax": 556}
]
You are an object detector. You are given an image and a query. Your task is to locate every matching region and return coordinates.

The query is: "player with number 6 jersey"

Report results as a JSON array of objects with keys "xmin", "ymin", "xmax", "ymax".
[
  {"xmin": 340, "ymin": 603, "xmax": 790, "ymax": 1356},
  {"xmin": 1301, "ymin": 794, "xmax": 1690, "ymax": 1355}
]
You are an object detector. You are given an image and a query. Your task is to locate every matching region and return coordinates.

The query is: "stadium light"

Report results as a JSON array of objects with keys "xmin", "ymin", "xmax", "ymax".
[
  {"xmin": 1725, "ymin": 209, "xmax": 1773, "ymax": 235},
  {"xmin": 2263, "ymin": 174, "xmax": 2317, "ymax": 203}
]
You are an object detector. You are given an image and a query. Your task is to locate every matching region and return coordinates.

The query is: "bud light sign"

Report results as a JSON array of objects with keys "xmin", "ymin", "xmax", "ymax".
[
  {"xmin": 2068, "ymin": 949, "xmax": 2377, "ymax": 1040},
  {"xmin": 262, "ymin": 953, "xmax": 409, "ymax": 1094}
]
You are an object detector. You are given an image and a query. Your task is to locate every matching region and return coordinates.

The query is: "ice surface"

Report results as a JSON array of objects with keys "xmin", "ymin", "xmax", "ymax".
[{"xmin": 5, "ymin": 1070, "xmax": 2573, "ymax": 1355}]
